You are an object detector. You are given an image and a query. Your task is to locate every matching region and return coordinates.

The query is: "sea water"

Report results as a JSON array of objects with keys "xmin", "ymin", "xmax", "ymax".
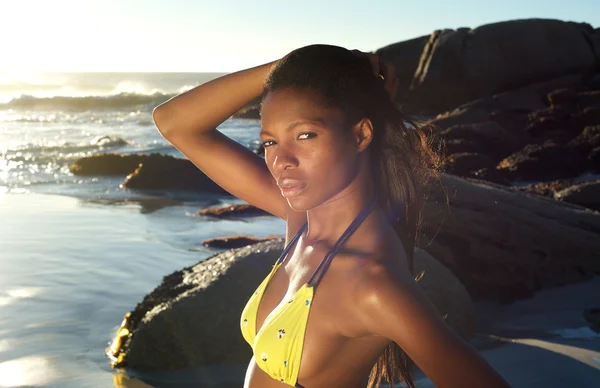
[{"xmin": 0, "ymin": 72, "xmax": 286, "ymax": 387}]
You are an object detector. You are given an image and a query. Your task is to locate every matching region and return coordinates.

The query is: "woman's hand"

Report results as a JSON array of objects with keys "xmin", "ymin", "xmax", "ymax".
[{"xmin": 350, "ymin": 49, "xmax": 400, "ymax": 102}]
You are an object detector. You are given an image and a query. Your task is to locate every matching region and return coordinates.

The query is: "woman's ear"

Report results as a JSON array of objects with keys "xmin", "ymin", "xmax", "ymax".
[{"xmin": 352, "ymin": 118, "xmax": 374, "ymax": 152}]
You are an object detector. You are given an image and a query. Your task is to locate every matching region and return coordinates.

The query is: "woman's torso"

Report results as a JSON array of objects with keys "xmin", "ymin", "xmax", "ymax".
[{"xmin": 243, "ymin": 208, "xmax": 405, "ymax": 388}]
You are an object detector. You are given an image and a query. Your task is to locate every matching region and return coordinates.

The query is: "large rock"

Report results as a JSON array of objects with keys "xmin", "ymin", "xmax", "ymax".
[
  {"xmin": 120, "ymin": 154, "xmax": 230, "ymax": 194},
  {"xmin": 374, "ymin": 35, "xmax": 430, "ymax": 96},
  {"xmin": 408, "ymin": 19, "xmax": 598, "ymax": 113},
  {"xmin": 555, "ymin": 181, "xmax": 600, "ymax": 211},
  {"xmin": 108, "ymin": 241, "xmax": 474, "ymax": 370},
  {"xmin": 421, "ymin": 174, "xmax": 600, "ymax": 302},
  {"xmin": 496, "ymin": 125, "xmax": 600, "ymax": 182},
  {"xmin": 70, "ymin": 154, "xmax": 145, "ymax": 176},
  {"xmin": 197, "ymin": 204, "xmax": 272, "ymax": 219}
]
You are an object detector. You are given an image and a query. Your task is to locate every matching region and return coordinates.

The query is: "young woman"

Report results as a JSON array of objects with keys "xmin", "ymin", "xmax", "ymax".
[{"xmin": 153, "ymin": 44, "xmax": 510, "ymax": 388}]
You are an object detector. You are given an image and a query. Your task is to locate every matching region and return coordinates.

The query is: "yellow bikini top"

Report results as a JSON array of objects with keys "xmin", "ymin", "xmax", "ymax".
[{"xmin": 239, "ymin": 197, "xmax": 378, "ymax": 387}]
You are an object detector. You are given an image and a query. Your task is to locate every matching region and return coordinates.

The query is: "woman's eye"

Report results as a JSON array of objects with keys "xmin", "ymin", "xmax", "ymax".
[
  {"xmin": 298, "ymin": 132, "xmax": 315, "ymax": 140},
  {"xmin": 262, "ymin": 140, "xmax": 275, "ymax": 147}
]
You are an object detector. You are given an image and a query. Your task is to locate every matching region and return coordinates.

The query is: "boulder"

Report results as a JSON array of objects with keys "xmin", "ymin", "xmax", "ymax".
[
  {"xmin": 408, "ymin": 19, "xmax": 597, "ymax": 113},
  {"xmin": 421, "ymin": 174, "xmax": 600, "ymax": 302},
  {"xmin": 197, "ymin": 204, "xmax": 272, "ymax": 219},
  {"xmin": 444, "ymin": 152, "xmax": 495, "ymax": 177},
  {"xmin": 412, "ymin": 248, "xmax": 476, "ymax": 340},
  {"xmin": 108, "ymin": 241, "xmax": 474, "ymax": 370},
  {"xmin": 439, "ymin": 121, "xmax": 518, "ymax": 158},
  {"xmin": 70, "ymin": 154, "xmax": 146, "ymax": 176},
  {"xmin": 120, "ymin": 154, "xmax": 231, "ymax": 194},
  {"xmin": 555, "ymin": 181, "xmax": 600, "ymax": 211},
  {"xmin": 374, "ymin": 35, "xmax": 430, "ymax": 96},
  {"xmin": 495, "ymin": 140, "xmax": 591, "ymax": 182},
  {"xmin": 201, "ymin": 234, "xmax": 280, "ymax": 249}
]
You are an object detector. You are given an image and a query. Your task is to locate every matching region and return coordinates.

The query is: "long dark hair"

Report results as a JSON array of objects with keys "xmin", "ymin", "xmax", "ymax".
[{"xmin": 261, "ymin": 44, "xmax": 442, "ymax": 388}]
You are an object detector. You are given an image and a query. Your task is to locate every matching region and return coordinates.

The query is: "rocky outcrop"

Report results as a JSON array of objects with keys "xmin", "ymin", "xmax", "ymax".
[
  {"xmin": 197, "ymin": 204, "xmax": 272, "ymax": 219},
  {"xmin": 406, "ymin": 19, "xmax": 599, "ymax": 114},
  {"xmin": 421, "ymin": 174, "xmax": 600, "ymax": 302},
  {"xmin": 555, "ymin": 181, "xmax": 600, "ymax": 211},
  {"xmin": 201, "ymin": 234, "xmax": 280, "ymax": 249},
  {"xmin": 374, "ymin": 35, "xmax": 430, "ymax": 97},
  {"xmin": 424, "ymin": 72, "xmax": 600, "ymax": 196},
  {"xmin": 108, "ymin": 242, "xmax": 474, "ymax": 370},
  {"xmin": 120, "ymin": 154, "xmax": 230, "ymax": 194},
  {"xmin": 70, "ymin": 154, "xmax": 145, "ymax": 176}
]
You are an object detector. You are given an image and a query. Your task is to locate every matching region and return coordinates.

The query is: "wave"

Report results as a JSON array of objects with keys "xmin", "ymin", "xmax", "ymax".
[
  {"xmin": 4, "ymin": 135, "xmax": 130, "ymax": 160},
  {"xmin": 0, "ymin": 92, "xmax": 176, "ymax": 111}
]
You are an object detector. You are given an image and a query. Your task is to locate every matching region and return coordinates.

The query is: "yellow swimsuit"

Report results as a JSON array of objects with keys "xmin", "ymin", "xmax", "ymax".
[{"xmin": 240, "ymin": 197, "xmax": 378, "ymax": 387}]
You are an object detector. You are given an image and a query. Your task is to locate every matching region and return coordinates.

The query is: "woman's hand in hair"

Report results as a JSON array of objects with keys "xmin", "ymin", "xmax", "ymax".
[{"xmin": 350, "ymin": 49, "xmax": 400, "ymax": 102}]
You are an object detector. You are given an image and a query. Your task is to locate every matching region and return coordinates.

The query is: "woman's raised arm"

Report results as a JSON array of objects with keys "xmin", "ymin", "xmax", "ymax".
[{"xmin": 152, "ymin": 60, "xmax": 292, "ymax": 220}]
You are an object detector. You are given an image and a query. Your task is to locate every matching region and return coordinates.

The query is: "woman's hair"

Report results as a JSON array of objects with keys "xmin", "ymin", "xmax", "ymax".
[{"xmin": 261, "ymin": 44, "xmax": 443, "ymax": 388}]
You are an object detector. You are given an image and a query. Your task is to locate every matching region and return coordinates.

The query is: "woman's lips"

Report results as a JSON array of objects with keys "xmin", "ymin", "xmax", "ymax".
[{"xmin": 280, "ymin": 183, "xmax": 306, "ymax": 198}]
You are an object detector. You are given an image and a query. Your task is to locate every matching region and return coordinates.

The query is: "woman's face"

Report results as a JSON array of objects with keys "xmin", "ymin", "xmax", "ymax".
[{"xmin": 259, "ymin": 87, "xmax": 362, "ymax": 211}]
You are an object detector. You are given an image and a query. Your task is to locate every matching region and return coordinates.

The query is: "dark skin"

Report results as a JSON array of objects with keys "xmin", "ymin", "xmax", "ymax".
[{"xmin": 154, "ymin": 48, "xmax": 510, "ymax": 387}]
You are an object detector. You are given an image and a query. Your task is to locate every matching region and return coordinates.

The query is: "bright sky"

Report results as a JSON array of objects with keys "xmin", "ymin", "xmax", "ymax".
[{"xmin": 1, "ymin": 0, "xmax": 598, "ymax": 72}]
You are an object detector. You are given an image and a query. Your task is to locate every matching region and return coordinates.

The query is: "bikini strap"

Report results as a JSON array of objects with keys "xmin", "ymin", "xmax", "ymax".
[
  {"xmin": 275, "ymin": 222, "xmax": 308, "ymax": 266},
  {"xmin": 307, "ymin": 196, "xmax": 378, "ymax": 288}
]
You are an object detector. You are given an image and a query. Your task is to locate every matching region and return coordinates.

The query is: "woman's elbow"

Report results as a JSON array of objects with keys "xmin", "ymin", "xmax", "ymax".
[{"xmin": 152, "ymin": 104, "xmax": 172, "ymax": 135}]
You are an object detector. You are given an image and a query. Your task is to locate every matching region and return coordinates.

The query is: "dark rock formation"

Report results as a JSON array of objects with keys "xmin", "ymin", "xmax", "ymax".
[
  {"xmin": 201, "ymin": 234, "xmax": 280, "ymax": 249},
  {"xmin": 555, "ymin": 181, "xmax": 600, "ymax": 211},
  {"xmin": 70, "ymin": 154, "xmax": 145, "ymax": 176},
  {"xmin": 120, "ymin": 154, "xmax": 231, "ymax": 194},
  {"xmin": 406, "ymin": 19, "xmax": 598, "ymax": 114},
  {"xmin": 421, "ymin": 174, "xmax": 600, "ymax": 303},
  {"xmin": 197, "ymin": 204, "xmax": 272, "ymax": 219},
  {"xmin": 374, "ymin": 35, "xmax": 430, "ymax": 98}
]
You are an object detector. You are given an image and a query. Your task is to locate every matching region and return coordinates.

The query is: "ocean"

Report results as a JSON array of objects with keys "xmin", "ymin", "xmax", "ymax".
[{"xmin": 0, "ymin": 72, "xmax": 286, "ymax": 387}]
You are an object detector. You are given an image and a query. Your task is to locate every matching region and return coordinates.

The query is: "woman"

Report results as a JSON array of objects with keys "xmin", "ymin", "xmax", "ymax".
[{"xmin": 153, "ymin": 44, "xmax": 509, "ymax": 388}]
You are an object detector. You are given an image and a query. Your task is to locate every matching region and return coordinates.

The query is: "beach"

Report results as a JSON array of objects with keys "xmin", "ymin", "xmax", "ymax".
[
  {"xmin": 2, "ymin": 17, "xmax": 600, "ymax": 387},
  {"xmin": 0, "ymin": 191, "xmax": 284, "ymax": 388},
  {"xmin": 1, "ymin": 191, "xmax": 598, "ymax": 387}
]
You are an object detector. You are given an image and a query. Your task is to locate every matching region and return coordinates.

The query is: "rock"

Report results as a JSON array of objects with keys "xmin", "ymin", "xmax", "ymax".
[
  {"xmin": 408, "ymin": 19, "xmax": 596, "ymax": 113},
  {"xmin": 548, "ymin": 88, "xmax": 579, "ymax": 107},
  {"xmin": 201, "ymin": 235, "xmax": 280, "ymax": 249},
  {"xmin": 513, "ymin": 179, "xmax": 579, "ymax": 198},
  {"xmin": 374, "ymin": 35, "xmax": 430, "ymax": 97},
  {"xmin": 109, "ymin": 240, "xmax": 475, "ymax": 370},
  {"xmin": 428, "ymin": 107, "xmax": 489, "ymax": 131},
  {"xmin": 120, "ymin": 154, "xmax": 231, "ymax": 194},
  {"xmin": 439, "ymin": 121, "xmax": 517, "ymax": 158},
  {"xmin": 573, "ymin": 106, "xmax": 600, "ymax": 129},
  {"xmin": 233, "ymin": 105, "xmax": 260, "ymax": 119},
  {"xmin": 496, "ymin": 140, "xmax": 589, "ymax": 182},
  {"xmin": 421, "ymin": 174, "xmax": 600, "ymax": 303},
  {"xmin": 232, "ymin": 95, "xmax": 263, "ymax": 119},
  {"xmin": 445, "ymin": 152, "xmax": 495, "ymax": 177},
  {"xmin": 441, "ymin": 138, "xmax": 482, "ymax": 155},
  {"xmin": 413, "ymin": 248, "xmax": 476, "ymax": 340},
  {"xmin": 197, "ymin": 204, "xmax": 272, "ymax": 219},
  {"xmin": 70, "ymin": 154, "xmax": 146, "ymax": 176},
  {"xmin": 459, "ymin": 87, "xmax": 546, "ymax": 113},
  {"xmin": 555, "ymin": 181, "xmax": 600, "ymax": 211},
  {"xmin": 489, "ymin": 109, "xmax": 530, "ymax": 134}
]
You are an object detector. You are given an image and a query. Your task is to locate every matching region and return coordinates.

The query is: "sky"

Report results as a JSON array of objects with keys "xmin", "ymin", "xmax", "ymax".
[{"xmin": 1, "ymin": 0, "xmax": 599, "ymax": 73}]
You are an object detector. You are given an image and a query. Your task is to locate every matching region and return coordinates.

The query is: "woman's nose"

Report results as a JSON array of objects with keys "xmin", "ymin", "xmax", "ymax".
[{"xmin": 271, "ymin": 146, "xmax": 298, "ymax": 171}]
